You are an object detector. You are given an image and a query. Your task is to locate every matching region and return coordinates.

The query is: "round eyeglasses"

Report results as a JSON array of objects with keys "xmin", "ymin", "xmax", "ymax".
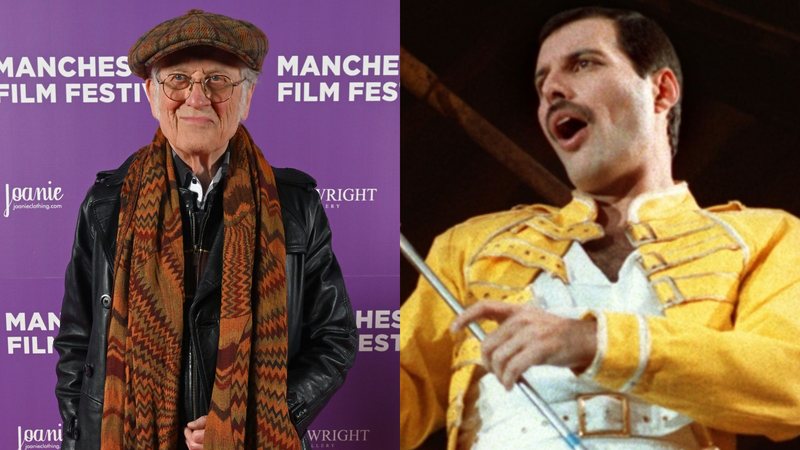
[{"xmin": 156, "ymin": 73, "xmax": 246, "ymax": 104}]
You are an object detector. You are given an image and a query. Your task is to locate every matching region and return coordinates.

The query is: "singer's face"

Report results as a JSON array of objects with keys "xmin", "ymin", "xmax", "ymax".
[{"xmin": 535, "ymin": 18, "xmax": 658, "ymax": 194}]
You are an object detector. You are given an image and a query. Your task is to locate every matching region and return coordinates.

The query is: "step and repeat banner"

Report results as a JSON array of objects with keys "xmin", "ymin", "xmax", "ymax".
[{"xmin": 0, "ymin": 1, "xmax": 398, "ymax": 449}]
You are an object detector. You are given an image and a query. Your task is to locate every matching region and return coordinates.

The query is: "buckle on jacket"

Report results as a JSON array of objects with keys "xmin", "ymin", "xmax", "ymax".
[
  {"xmin": 576, "ymin": 393, "xmax": 631, "ymax": 437},
  {"xmin": 636, "ymin": 252, "xmax": 669, "ymax": 274},
  {"xmin": 626, "ymin": 222, "xmax": 657, "ymax": 246}
]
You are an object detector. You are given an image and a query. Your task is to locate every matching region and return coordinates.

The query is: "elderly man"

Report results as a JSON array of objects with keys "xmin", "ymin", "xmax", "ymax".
[
  {"xmin": 401, "ymin": 7, "xmax": 800, "ymax": 450},
  {"xmin": 54, "ymin": 10, "xmax": 357, "ymax": 450}
]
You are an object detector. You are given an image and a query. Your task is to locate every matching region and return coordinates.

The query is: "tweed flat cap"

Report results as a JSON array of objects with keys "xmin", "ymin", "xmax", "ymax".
[{"xmin": 128, "ymin": 9, "xmax": 268, "ymax": 79}]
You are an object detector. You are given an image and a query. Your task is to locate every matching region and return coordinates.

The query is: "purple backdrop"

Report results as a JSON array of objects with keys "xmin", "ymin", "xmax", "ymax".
[{"xmin": 0, "ymin": 1, "xmax": 398, "ymax": 449}]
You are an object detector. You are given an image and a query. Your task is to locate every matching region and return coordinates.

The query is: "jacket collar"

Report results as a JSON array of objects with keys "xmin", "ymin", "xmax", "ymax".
[{"xmin": 559, "ymin": 182, "xmax": 699, "ymax": 226}]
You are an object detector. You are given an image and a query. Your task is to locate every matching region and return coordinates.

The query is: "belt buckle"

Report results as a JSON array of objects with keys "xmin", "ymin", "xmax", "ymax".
[{"xmin": 576, "ymin": 393, "xmax": 631, "ymax": 438}]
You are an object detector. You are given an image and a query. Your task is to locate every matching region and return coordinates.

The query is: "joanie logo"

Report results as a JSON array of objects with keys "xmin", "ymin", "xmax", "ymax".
[
  {"xmin": 3, "ymin": 181, "xmax": 63, "ymax": 218},
  {"xmin": 315, "ymin": 187, "xmax": 377, "ymax": 209},
  {"xmin": 16, "ymin": 424, "xmax": 61, "ymax": 450}
]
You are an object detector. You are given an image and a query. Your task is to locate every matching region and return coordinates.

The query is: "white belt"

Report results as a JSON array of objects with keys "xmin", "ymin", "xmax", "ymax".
[
  {"xmin": 547, "ymin": 393, "xmax": 693, "ymax": 438},
  {"xmin": 474, "ymin": 391, "xmax": 700, "ymax": 450}
]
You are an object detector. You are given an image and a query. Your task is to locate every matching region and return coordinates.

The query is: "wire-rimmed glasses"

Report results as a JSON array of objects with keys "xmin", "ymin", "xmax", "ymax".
[{"xmin": 156, "ymin": 73, "xmax": 246, "ymax": 103}]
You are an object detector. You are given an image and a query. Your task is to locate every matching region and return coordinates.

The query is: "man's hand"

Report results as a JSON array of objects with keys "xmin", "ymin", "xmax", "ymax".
[
  {"xmin": 184, "ymin": 415, "xmax": 207, "ymax": 450},
  {"xmin": 451, "ymin": 302, "xmax": 597, "ymax": 390}
]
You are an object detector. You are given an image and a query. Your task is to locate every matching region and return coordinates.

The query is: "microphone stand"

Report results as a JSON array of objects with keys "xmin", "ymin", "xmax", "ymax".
[{"xmin": 401, "ymin": 233, "xmax": 588, "ymax": 450}]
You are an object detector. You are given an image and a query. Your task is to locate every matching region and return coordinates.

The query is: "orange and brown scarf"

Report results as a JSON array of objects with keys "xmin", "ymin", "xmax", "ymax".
[{"xmin": 101, "ymin": 125, "xmax": 300, "ymax": 450}]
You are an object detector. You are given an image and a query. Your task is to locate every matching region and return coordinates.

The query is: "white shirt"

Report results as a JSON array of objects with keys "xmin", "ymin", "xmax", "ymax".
[{"xmin": 472, "ymin": 243, "xmax": 699, "ymax": 450}]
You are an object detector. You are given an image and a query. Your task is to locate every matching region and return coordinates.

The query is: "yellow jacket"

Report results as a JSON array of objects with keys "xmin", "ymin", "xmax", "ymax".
[{"xmin": 400, "ymin": 185, "xmax": 800, "ymax": 450}]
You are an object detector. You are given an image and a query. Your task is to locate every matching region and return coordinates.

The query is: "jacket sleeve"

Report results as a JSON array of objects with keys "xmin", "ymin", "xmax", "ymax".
[
  {"xmin": 286, "ymin": 191, "xmax": 358, "ymax": 436},
  {"xmin": 583, "ymin": 211, "xmax": 800, "ymax": 441},
  {"xmin": 54, "ymin": 190, "xmax": 96, "ymax": 450},
  {"xmin": 400, "ymin": 228, "xmax": 463, "ymax": 450}
]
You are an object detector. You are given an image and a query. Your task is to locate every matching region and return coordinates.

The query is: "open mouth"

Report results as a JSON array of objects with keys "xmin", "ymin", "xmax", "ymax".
[{"xmin": 554, "ymin": 116, "xmax": 588, "ymax": 141}]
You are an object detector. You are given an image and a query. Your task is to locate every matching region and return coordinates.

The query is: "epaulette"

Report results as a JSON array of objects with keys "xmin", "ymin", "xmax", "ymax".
[
  {"xmin": 707, "ymin": 200, "xmax": 745, "ymax": 212},
  {"xmin": 457, "ymin": 203, "xmax": 555, "ymax": 230}
]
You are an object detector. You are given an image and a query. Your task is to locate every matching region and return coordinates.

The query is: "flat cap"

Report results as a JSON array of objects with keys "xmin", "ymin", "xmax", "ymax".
[{"xmin": 128, "ymin": 9, "xmax": 268, "ymax": 79}]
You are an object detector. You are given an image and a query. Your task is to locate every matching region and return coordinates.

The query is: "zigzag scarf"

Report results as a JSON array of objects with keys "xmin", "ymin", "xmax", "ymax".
[{"xmin": 102, "ymin": 125, "xmax": 300, "ymax": 449}]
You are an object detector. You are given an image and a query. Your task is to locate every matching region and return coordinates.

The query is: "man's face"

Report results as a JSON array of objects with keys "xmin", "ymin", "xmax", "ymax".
[
  {"xmin": 145, "ymin": 56, "xmax": 254, "ymax": 159},
  {"xmin": 535, "ymin": 18, "xmax": 658, "ymax": 194}
]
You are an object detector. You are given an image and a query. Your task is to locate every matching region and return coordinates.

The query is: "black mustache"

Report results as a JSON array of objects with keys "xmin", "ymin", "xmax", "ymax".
[{"xmin": 546, "ymin": 100, "xmax": 594, "ymax": 125}]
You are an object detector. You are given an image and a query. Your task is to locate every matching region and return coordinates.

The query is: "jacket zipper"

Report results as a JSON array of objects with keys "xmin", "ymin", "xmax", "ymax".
[
  {"xmin": 188, "ymin": 345, "xmax": 197, "ymax": 419},
  {"xmin": 187, "ymin": 193, "xmax": 214, "ymax": 420},
  {"xmin": 183, "ymin": 196, "xmax": 198, "ymax": 420},
  {"xmin": 194, "ymin": 202, "xmax": 212, "ymax": 275}
]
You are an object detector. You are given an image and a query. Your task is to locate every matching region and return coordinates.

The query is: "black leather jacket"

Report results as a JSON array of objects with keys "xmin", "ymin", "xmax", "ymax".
[{"xmin": 54, "ymin": 155, "xmax": 358, "ymax": 449}]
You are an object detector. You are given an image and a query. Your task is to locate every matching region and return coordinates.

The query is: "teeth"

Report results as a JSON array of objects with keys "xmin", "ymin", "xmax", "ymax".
[{"xmin": 557, "ymin": 117, "xmax": 571, "ymax": 126}]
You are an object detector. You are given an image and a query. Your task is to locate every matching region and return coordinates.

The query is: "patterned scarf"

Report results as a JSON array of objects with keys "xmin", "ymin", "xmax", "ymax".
[{"xmin": 102, "ymin": 125, "xmax": 300, "ymax": 450}]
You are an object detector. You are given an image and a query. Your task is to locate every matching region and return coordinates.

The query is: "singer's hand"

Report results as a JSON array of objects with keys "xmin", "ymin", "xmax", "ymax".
[{"xmin": 451, "ymin": 302, "xmax": 597, "ymax": 390}]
